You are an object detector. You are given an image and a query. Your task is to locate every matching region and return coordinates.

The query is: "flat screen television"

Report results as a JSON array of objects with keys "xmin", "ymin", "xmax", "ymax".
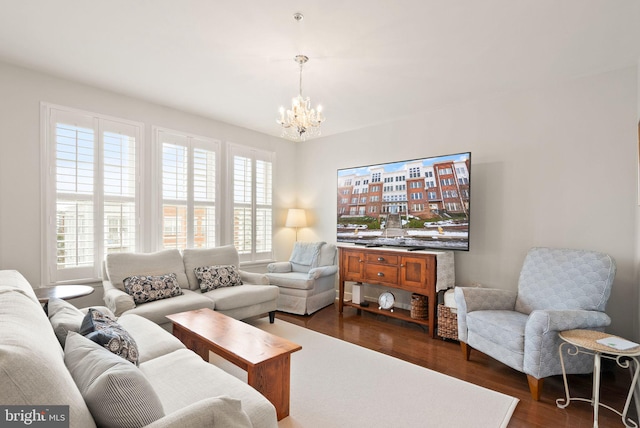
[{"xmin": 337, "ymin": 152, "xmax": 471, "ymax": 251}]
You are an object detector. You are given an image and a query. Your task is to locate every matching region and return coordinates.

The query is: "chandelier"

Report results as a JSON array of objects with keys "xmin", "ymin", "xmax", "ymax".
[{"xmin": 276, "ymin": 54, "xmax": 325, "ymax": 141}]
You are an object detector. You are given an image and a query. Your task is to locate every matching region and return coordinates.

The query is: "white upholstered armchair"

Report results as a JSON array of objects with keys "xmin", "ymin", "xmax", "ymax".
[
  {"xmin": 266, "ymin": 242, "xmax": 338, "ymax": 315},
  {"xmin": 455, "ymin": 247, "xmax": 616, "ymax": 400}
]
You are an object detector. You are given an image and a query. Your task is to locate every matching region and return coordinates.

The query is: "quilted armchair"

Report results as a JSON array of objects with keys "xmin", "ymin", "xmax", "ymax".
[
  {"xmin": 266, "ymin": 242, "xmax": 338, "ymax": 315},
  {"xmin": 454, "ymin": 247, "xmax": 616, "ymax": 400}
]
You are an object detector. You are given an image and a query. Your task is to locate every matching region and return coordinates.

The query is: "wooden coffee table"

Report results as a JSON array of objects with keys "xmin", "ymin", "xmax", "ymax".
[{"xmin": 166, "ymin": 308, "xmax": 301, "ymax": 420}]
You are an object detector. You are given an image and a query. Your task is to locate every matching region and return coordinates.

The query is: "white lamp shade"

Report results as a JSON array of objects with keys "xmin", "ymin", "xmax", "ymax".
[{"xmin": 285, "ymin": 208, "xmax": 307, "ymax": 228}]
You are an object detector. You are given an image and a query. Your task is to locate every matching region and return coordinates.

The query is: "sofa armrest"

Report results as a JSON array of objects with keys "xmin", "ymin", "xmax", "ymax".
[
  {"xmin": 240, "ymin": 270, "xmax": 269, "ymax": 285},
  {"xmin": 308, "ymin": 265, "xmax": 338, "ymax": 279},
  {"xmin": 267, "ymin": 262, "xmax": 292, "ymax": 273},
  {"xmin": 144, "ymin": 396, "xmax": 252, "ymax": 428},
  {"xmin": 102, "ymin": 280, "xmax": 135, "ymax": 317}
]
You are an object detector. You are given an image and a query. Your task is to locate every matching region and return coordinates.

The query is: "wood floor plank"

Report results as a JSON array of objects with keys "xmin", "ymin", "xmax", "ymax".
[{"xmin": 275, "ymin": 304, "xmax": 638, "ymax": 428}]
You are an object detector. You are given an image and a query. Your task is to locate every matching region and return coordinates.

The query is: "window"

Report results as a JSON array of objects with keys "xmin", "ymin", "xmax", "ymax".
[
  {"xmin": 229, "ymin": 144, "xmax": 274, "ymax": 262},
  {"xmin": 156, "ymin": 128, "xmax": 219, "ymax": 251},
  {"xmin": 42, "ymin": 104, "xmax": 141, "ymax": 284}
]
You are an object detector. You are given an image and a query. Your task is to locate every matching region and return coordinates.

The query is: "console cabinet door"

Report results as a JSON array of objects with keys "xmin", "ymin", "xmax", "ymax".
[
  {"xmin": 342, "ymin": 250, "xmax": 365, "ymax": 282},
  {"xmin": 400, "ymin": 255, "xmax": 435, "ymax": 291}
]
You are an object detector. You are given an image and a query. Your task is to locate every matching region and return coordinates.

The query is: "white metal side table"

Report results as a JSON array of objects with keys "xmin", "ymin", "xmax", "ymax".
[{"xmin": 557, "ymin": 329, "xmax": 640, "ymax": 428}]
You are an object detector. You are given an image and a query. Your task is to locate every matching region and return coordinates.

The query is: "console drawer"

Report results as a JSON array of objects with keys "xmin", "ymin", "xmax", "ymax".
[
  {"xmin": 365, "ymin": 253, "xmax": 399, "ymax": 265},
  {"xmin": 364, "ymin": 264, "xmax": 398, "ymax": 284}
]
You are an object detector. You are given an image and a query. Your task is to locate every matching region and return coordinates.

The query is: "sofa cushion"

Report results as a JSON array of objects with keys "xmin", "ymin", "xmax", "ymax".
[
  {"xmin": 124, "ymin": 273, "xmax": 184, "ymax": 304},
  {"xmin": 65, "ymin": 332, "xmax": 165, "ymax": 428},
  {"xmin": 0, "ymin": 290, "xmax": 96, "ymax": 428},
  {"xmin": 117, "ymin": 314, "xmax": 186, "ymax": 364},
  {"xmin": 121, "ymin": 289, "xmax": 215, "ymax": 325},
  {"xmin": 145, "ymin": 396, "xmax": 252, "ymax": 428},
  {"xmin": 80, "ymin": 308, "xmax": 139, "ymax": 365},
  {"xmin": 0, "ymin": 270, "xmax": 40, "ymax": 304},
  {"xmin": 47, "ymin": 297, "xmax": 85, "ymax": 347},
  {"xmin": 203, "ymin": 284, "xmax": 279, "ymax": 311},
  {"xmin": 140, "ymin": 349, "xmax": 276, "ymax": 428},
  {"xmin": 195, "ymin": 265, "xmax": 243, "ymax": 292},
  {"xmin": 106, "ymin": 249, "xmax": 190, "ymax": 291},
  {"xmin": 183, "ymin": 246, "xmax": 240, "ymax": 290}
]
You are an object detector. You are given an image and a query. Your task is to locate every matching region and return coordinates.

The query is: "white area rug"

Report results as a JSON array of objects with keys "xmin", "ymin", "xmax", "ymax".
[{"xmin": 211, "ymin": 319, "xmax": 518, "ymax": 428}]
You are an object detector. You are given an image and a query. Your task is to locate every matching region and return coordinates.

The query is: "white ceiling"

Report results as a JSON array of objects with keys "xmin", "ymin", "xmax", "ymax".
[{"xmin": 1, "ymin": 0, "xmax": 639, "ymax": 139}]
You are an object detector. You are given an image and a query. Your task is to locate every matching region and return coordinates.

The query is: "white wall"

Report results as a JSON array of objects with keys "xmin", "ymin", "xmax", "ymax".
[
  {"xmin": 1, "ymin": 61, "xmax": 637, "ymax": 339},
  {"xmin": 297, "ymin": 66, "xmax": 639, "ymax": 340},
  {"xmin": 0, "ymin": 61, "xmax": 297, "ymax": 288}
]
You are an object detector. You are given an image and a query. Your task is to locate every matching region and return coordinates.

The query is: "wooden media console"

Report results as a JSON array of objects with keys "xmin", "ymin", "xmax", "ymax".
[{"xmin": 338, "ymin": 245, "xmax": 444, "ymax": 338}]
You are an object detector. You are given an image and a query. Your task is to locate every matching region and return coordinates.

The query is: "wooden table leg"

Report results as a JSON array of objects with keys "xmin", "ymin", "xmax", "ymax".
[{"xmin": 248, "ymin": 355, "xmax": 292, "ymax": 420}]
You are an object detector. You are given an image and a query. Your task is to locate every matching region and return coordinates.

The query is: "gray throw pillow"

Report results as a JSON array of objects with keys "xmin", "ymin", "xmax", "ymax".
[
  {"xmin": 80, "ymin": 308, "xmax": 139, "ymax": 365},
  {"xmin": 64, "ymin": 332, "xmax": 165, "ymax": 428},
  {"xmin": 47, "ymin": 297, "xmax": 85, "ymax": 347},
  {"xmin": 123, "ymin": 273, "xmax": 183, "ymax": 304},
  {"xmin": 194, "ymin": 265, "xmax": 243, "ymax": 292}
]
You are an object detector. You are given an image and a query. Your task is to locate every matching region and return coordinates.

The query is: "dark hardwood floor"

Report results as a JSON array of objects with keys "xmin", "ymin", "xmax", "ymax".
[{"xmin": 275, "ymin": 304, "xmax": 637, "ymax": 428}]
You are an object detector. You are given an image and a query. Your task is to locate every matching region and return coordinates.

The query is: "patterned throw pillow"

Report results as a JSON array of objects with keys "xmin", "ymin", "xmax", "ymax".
[
  {"xmin": 80, "ymin": 308, "xmax": 139, "ymax": 365},
  {"xmin": 123, "ymin": 273, "xmax": 183, "ymax": 304},
  {"xmin": 194, "ymin": 265, "xmax": 243, "ymax": 292}
]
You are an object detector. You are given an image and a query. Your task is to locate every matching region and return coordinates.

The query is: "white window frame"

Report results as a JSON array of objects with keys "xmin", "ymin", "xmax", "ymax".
[
  {"xmin": 152, "ymin": 127, "xmax": 221, "ymax": 251},
  {"xmin": 41, "ymin": 103, "xmax": 143, "ymax": 285},
  {"xmin": 227, "ymin": 143, "xmax": 274, "ymax": 263}
]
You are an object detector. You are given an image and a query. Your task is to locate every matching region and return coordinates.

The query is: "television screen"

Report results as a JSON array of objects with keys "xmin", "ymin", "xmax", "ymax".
[{"xmin": 337, "ymin": 152, "xmax": 471, "ymax": 251}]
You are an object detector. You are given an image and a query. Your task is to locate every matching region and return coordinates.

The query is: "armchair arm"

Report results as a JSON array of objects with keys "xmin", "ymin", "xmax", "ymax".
[
  {"xmin": 267, "ymin": 261, "xmax": 293, "ymax": 273},
  {"xmin": 454, "ymin": 287, "xmax": 518, "ymax": 342},
  {"xmin": 526, "ymin": 309, "xmax": 611, "ymax": 337},
  {"xmin": 524, "ymin": 309, "xmax": 611, "ymax": 379},
  {"xmin": 102, "ymin": 280, "xmax": 135, "ymax": 317},
  {"xmin": 308, "ymin": 265, "xmax": 338, "ymax": 280},
  {"xmin": 240, "ymin": 270, "xmax": 269, "ymax": 285},
  {"xmin": 144, "ymin": 396, "xmax": 252, "ymax": 428}
]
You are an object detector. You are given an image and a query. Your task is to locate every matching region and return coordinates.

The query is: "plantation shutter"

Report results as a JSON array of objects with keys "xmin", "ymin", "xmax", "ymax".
[
  {"xmin": 229, "ymin": 144, "xmax": 273, "ymax": 262},
  {"xmin": 158, "ymin": 129, "xmax": 219, "ymax": 250},
  {"xmin": 46, "ymin": 106, "xmax": 141, "ymax": 284}
]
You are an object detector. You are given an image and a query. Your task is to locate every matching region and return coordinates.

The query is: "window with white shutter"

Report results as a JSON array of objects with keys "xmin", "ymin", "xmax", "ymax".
[
  {"xmin": 156, "ymin": 128, "xmax": 219, "ymax": 250},
  {"xmin": 42, "ymin": 104, "xmax": 141, "ymax": 284},
  {"xmin": 228, "ymin": 143, "xmax": 273, "ymax": 262}
]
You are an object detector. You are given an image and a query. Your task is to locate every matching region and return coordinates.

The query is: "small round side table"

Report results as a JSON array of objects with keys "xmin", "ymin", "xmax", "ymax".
[
  {"xmin": 34, "ymin": 285, "xmax": 95, "ymax": 303},
  {"xmin": 556, "ymin": 329, "xmax": 640, "ymax": 428}
]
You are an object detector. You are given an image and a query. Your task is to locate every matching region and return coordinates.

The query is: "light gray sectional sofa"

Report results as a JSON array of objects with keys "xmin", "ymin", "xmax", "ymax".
[
  {"xmin": 0, "ymin": 269, "xmax": 278, "ymax": 428},
  {"xmin": 102, "ymin": 246, "xmax": 279, "ymax": 330}
]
